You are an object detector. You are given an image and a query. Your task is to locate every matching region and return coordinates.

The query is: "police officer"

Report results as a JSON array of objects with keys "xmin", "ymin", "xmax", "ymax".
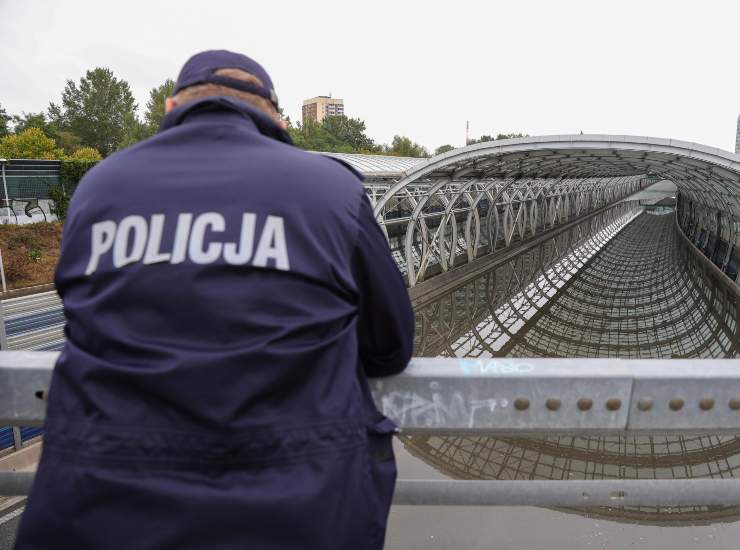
[{"xmin": 16, "ymin": 50, "xmax": 414, "ymax": 550}]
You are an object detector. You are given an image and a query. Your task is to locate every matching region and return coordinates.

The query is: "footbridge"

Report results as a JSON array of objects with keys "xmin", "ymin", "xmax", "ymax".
[
  {"xmin": 1, "ymin": 135, "xmax": 740, "ymax": 526},
  {"xmin": 333, "ymin": 134, "xmax": 740, "ymax": 523}
]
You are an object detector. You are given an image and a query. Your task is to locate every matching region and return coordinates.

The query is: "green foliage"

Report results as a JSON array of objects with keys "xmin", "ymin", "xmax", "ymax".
[
  {"xmin": 291, "ymin": 118, "xmax": 351, "ymax": 152},
  {"xmin": 55, "ymin": 131, "xmax": 83, "ymax": 155},
  {"xmin": 48, "ymin": 67, "xmax": 140, "ymax": 156},
  {"xmin": 60, "ymin": 159, "xmax": 98, "ymax": 185},
  {"xmin": 434, "ymin": 144, "xmax": 455, "ymax": 155},
  {"xmin": 118, "ymin": 111, "xmax": 149, "ymax": 149},
  {"xmin": 51, "ymin": 159, "xmax": 98, "ymax": 220},
  {"xmin": 0, "ymin": 104, "xmax": 11, "ymax": 137},
  {"xmin": 28, "ymin": 249, "xmax": 42, "ymax": 262},
  {"xmin": 467, "ymin": 132, "xmax": 529, "ymax": 145},
  {"xmin": 290, "ymin": 115, "xmax": 380, "ymax": 154},
  {"xmin": 383, "ymin": 135, "xmax": 429, "ymax": 158},
  {"xmin": 11, "ymin": 112, "xmax": 53, "ymax": 135},
  {"xmin": 496, "ymin": 133, "xmax": 528, "ymax": 140},
  {"xmin": 0, "ymin": 128, "xmax": 63, "ymax": 159},
  {"xmin": 48, "ymin": 187, "xmax": 70, "ymax": 221},
  {"xmin": 467, "ymin": 134, "xmax": 493, "ymax": 145},
  {"xmin": 9, "ymin": 113, "xmax": 90, "ymax": 156},
  {"xmin": 67, "ymin": 147, "xmax": 102, "ymax": 161},
  {"xmin": 144, "ymin": 78, "xmax": 175, "ymax": 136},
  {"xmin": 0, "ymin": 126, "xmax": 101, "ymax": 162},
  {"xmin": 7, "ymin": 64, "xmax": 453, "ymax": 160},
  {"xmin": 321, "ymin": 116, "xmax": 376, "ymax": 152}
]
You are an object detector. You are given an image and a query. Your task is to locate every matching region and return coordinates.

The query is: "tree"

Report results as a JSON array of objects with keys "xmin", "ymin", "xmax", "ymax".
[
  {"xmin": 55, "ymin": 131, "xmax": 83, "ymax": 155},
  {"xmin": 321, "ymin": 116, "xmax": 376, "ymax": 152},
  {"xmin": 11, "ymin": 112, "xmax": 52, "ymax": 135},
  {"xmin": 0, "ymin": 128, "xmax": 63, "ymax": 159},
  {"xmin": 48, "ymin": 67, "xmax": 140, "ymax": 156},
  {"xmin": 434, "ymin": 144, "xmax": 455, "ymax": 155},
  {"xmin": 12, "ymin": 112, "xmax": 89, "ymax": 155},
  {"xmin": 384, "ymin": 135, "xmax": 428, "ymax": 158},
  {"xmin": 0, "ymin": 104, "xmax": 11, "ymax": 137},
  {"xmin": 288, "ymin": 118, "xmax": 337, "ymax": 151},
  {"xmin": 467, "ymin": 132, "xmax": 528, "ymax": 145},
  {"xmin": 496, "ymin": 133, "xmax": 528, "ymax": 140},
  {"xmin": 288, "ymin": 115, "xmax": 379, "ymax": 154},
  {"xmin": 143, "ymin": 78, "xmax": 175, "ymax": 136},
  {"xmin": 466, "ymin": 134, "xmax": 494, "ymax": 145},
  {"xmin": 285, "ymin": 118, "xmax": 303, "ymax": 147},
  {"xmin": 118, "ymin": 111, "xmax": 149, "ymax": 149}
]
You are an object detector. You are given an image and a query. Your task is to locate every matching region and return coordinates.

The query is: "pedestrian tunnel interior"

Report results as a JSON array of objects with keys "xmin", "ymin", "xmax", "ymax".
[{"xmin": 365, "ymin": 136, "xmax": 740, "ymax": 524}]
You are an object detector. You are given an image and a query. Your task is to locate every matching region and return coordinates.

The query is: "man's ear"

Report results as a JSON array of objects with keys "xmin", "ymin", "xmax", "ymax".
[{"xmin": 165, "ymin": 97, "xmax": 178, "ymax": 114}]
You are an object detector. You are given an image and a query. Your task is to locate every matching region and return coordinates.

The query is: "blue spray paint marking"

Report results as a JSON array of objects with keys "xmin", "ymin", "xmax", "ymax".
[{"xmin": 458, "ymin": 359, "xmax": 535, "ymax": 376}]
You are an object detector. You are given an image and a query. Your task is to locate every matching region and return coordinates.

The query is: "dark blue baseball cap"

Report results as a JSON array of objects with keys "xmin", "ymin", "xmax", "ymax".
[{"xmin": 173, "ymin": 50, "xmax": 279, "ymax": 109}]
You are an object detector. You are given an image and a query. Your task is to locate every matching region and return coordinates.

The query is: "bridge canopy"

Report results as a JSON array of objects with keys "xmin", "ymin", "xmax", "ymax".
[
  {"xmin": 345, "ymin": 135, "xmax": 740, "ymax": 287},
  {"xmin": 320, "ymin": 135, "xmax": 740, "ymax": 525}
]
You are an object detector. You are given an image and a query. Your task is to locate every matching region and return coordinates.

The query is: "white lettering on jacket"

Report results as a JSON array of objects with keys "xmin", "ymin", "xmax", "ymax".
[{"xmin": 85, "ymin": 212, "xmax": 290, "ymax": 275}]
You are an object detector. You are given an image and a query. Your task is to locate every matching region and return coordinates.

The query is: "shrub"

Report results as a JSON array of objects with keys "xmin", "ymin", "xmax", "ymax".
[
  {"xmin": 0, "ymin": 128, "xmax": 64, "ymax": 159},
  {"xmin": 50, "ymin": 159, "xmax": 98, "ymax": 221},
  {"xmin": 60, "ymin": 159, "xmax": 98, "ymax": 185},
  {"xmin": 49, "ymin": 187, "xmax": 71, "ymax": 221},
  {"xmin": 66, "ymin": 147, "xmax": 102, "ymax": 162}
]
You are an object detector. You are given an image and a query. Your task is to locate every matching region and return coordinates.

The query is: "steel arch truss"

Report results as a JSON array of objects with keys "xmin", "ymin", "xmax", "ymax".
[{"xmin": 368, "ymin": 135, "xmax": 740, "ymax": 288}]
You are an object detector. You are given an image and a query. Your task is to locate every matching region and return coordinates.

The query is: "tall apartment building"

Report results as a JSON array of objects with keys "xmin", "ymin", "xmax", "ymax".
[
  {"xmin": 302, "ymin": 96, "xmax": 344, "ymax": 124},
  {"xmin": 736, "ymin": 114, "xmax": 740, "ymax": 154}
]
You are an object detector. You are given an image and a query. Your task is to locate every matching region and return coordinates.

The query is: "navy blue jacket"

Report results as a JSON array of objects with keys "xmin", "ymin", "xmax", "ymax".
[{"xmin": 16, "ymin": 98, "xmax": 414, "ymax": 549}]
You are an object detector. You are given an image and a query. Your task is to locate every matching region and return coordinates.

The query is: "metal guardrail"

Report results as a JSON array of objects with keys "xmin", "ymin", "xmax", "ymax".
[
  {"xmin": 394, "ymin": 479, "xmax": 740, "ymax": 507},
  {"xmin": 371, "ymin": 357, "xmax": 740, "ymax": 434},
  {"xmin": 2, "ymin": 353, "xmax": 740, "ymax": 506}
]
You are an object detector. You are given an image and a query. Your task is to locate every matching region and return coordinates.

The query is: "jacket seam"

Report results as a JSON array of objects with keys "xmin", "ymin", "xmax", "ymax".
[
  {"xmin": 43, "ymin": 437, "xmax": 367, "ymax": 470},
  {"xmin": 349, "ymin": 188, "xmax": 369, "ymax": 301}
]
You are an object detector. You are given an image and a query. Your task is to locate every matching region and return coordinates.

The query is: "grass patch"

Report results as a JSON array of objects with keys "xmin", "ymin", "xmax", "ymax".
[{"xmin": 0, "ymin": 222, "xmax": 63, "ymax": 290}]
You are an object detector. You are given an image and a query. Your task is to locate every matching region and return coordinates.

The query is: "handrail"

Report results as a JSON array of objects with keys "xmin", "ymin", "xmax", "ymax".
[
  {"xmin": 675, "ymin": 214, "xmax": 740, "ymax": 300},
  {"xmin": 4, "ymin": 354, "xmax": 740, "ymax": 431},
  {"xmin": 3, "ymin": 353, "xmax": 740, "ymax": 505}
]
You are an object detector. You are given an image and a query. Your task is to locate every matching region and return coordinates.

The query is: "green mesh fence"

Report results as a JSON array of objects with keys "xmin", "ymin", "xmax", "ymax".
[{"xmin": 1, "ymin": 160, "xmax": 62, "ymax": 201}]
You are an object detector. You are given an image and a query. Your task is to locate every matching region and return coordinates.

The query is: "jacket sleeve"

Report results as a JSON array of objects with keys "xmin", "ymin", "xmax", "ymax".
[{"xmin": 352, "ymin": 194, "xmax": 415, "ymax": 377}]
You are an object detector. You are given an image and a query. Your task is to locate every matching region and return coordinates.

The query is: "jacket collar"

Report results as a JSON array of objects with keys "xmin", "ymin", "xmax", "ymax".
[{"xmin": 159, "ymin": 96, "xmax": 293, "ymax": 145}]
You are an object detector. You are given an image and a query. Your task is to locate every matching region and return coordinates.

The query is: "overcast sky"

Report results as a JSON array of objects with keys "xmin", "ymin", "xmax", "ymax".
[{"xmin": 1, "ymin": 0, "xmax": 738, "ymax": 153}]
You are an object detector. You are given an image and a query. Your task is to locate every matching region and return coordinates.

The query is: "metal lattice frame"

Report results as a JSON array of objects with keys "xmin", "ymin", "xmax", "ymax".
[
  {"xmin": 501, "ymin": 213, "xmax": 738, "ymax": 358},
  {"xmin": 411, "ymin": 201, "xmax": 643, "ymax": 357},
  {"xmin": 403, "ymin": 212, "xmax": 740, "ymax": 523},
  {"xmin": 368, "ymin": 135, "xmax": 740, "ymax": 287},
  {"xmin": 367, "ymin": 135, "xmax": 740, "ymax": 524},
  {"xmin": 373, "ymin": 175, "xmax": 645, "ymax": 285}
]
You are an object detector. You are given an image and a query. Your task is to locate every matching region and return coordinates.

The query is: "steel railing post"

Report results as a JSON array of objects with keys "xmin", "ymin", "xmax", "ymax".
[
  {"xmin": 0, "ymin": 159, "xmax": 11, "ymax": 225},
  {"xmin": 0, "ymin": 298, "xmax": 7, "ymax": 350},
  {"xmin": 12, "ymin": 426, "xmax": 22, "ymax": 451}
]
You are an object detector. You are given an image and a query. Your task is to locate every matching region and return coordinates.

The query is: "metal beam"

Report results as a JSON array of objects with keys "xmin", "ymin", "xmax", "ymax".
[
  {"xmin": 0, "ymin": 472, "xmax": 34, "ymax": 496},
  {"xmin": 0, "ymin": 351, "xmax": 55, "ymax": 426},
  {"xmin": 3, "ymin": 353, "xmax": 740, "ymax": 506},
  {"xmin": 394, "ymin": 479, "xmax": 740, "ymax": 507},
  {"xmin": 3, "ymin": 353, "xmax": 740, "ymax": 432},
  {"xmin": 372, "ymin": 357, "xmax": 740, "ymax": 434},
  {"xmin": 8, "ymin": 472, "xmax": 740, "ymax": 507}
]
